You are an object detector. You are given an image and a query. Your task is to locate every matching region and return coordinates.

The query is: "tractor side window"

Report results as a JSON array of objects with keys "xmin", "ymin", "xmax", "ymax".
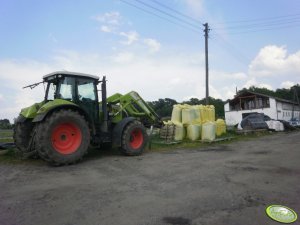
[
  {"xmin": 78, "ymin": 81, "xmax": 95, "ymax": 101},
  {"xmin": 47, "ymin": 82, "xmax": 56, "ymax": 100}
]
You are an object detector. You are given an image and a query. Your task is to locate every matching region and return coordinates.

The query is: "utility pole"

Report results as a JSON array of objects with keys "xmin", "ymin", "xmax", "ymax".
[{"xmin": 203, "ymin": 23, "xmax": 210, "ymax": 105}]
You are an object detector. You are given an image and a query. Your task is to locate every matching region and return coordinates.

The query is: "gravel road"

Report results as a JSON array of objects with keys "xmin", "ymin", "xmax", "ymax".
[{"xmin": 0, "ymin": 132, "xmax": 300, "ymax": 225}]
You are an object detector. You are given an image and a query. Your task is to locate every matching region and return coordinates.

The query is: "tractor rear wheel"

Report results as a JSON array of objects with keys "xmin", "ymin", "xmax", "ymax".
[
  {"xmin": 35, "ymin": 109, "xmax": 90, "ymax": 166},
  {"xmin": 120, "ymin": 120, "xmax": 148, "ymax": 156},
  {"xmin": 13, "ymin": 119, "xmax": 34, "ymax": 154}
]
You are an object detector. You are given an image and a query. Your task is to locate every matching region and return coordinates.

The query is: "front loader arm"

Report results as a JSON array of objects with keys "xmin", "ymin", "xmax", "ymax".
[{"xmin": 107, "ymin": 91, "xmax": 161, "ymax": 127}]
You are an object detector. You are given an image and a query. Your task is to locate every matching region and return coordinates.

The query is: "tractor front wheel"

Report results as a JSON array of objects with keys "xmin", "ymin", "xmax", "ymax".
[
  {"xmin": 120, "ymin": 121, "xmax": 148, "ymax": 156},
  {"xmin": 35, "ymin": 109, "xmax": 90, "ymax": 165}
]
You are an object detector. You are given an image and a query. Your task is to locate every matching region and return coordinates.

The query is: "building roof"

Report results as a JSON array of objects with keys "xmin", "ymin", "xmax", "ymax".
[
  {"xmin": 43, "ymin": 71, "xmax": 100, "ymax": 80},
  {"xmin": 227, "ymin": 90, "xmax": 298, "ymax": 105}
]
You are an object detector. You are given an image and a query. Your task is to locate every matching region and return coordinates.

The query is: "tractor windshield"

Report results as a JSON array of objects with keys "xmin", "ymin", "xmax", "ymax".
[
  {"xmin": 45, "ymin": 76, "xmax": 75, "ymax": 101},
  {"xmin": 57, "ymin": 77, "xmax": 74, "ymax": 101}
]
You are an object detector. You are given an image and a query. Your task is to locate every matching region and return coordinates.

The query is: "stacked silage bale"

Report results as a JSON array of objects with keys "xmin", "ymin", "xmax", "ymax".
[{"xmin": 163, "ymin": 104, "xmax": 227, "ymax": 141}]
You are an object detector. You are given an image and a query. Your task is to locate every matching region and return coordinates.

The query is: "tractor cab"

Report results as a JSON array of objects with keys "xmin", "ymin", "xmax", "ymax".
[
  {"xmin": 43, "ymin": 71, "xmax": 105, "ymax": 128},
  {"xmin": 43, "ymin": 71, "xmax": 100, "ymax": 103}
]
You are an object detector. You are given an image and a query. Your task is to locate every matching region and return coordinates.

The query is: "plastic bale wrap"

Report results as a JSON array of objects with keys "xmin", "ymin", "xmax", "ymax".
[
  {"xmin": 182, "ymin": 107, "xmax": 197, "ymax": 125},
  {"xmin": 266, "ymin": 120, "xmax": 273, "ymax": 130},
  {"xmin": 201, "ymin": 122, "xmax": 216, "ymax": 141},
  {"xmin": 192, "ymin": 105, "xmax": 202, "ymax": 124},
  {"xmin": 187, "ymin": 124, "xmax": 201, "ymax": 141},
  {"xmin": 199, "ymin": 105, "xmax": 216, "ymax": 123},
  {"xmin": 208, "ymin": 105, "xmax": 215, "ymax": 122},
  {"xmin": 199, "ymin": 105, "xmax": 207, "ymax": 123},
  {"xmin": 174, "ymin": 123, "xmax": 186, "ymax": 141},
  {"xmin": 216, "ymin": 119, "xmax": 226, "ymax": 136},
  {"xmin": 171, "ymin": 105, "xmax": 182, "ymax": 124},
  {"xmin": 274, "ymin": 121, "xmax": 284, "ymax": 131}
]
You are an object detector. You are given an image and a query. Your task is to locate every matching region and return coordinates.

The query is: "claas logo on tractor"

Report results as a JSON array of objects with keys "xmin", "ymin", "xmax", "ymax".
[{"xmin": 14, "ymin": 71, "xmax": 161, "ymax": 166}]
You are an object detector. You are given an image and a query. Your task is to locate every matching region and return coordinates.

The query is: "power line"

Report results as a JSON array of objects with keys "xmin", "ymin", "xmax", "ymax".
[
  {"xmin": 214, "ymin": 17, "xmax": 300, "ymax": 30},
  {"xmin": 150, "ymin": 0, "xmax": 202, "ymax": 25},
  {"xmin": 121, "ymin": 0, "xmax": 300, "ymax": 36},
  {"xmin": 120, "ymin": 0, "xmax": 201, "ymax": 33},
  {"xmin": 211, "ymin": 12, "xmax": 300, "ymax": 25},
  {"xmin": 223, "ymin": 23, "xmax": 300, "ymax": 35},
  {"xmin": 132, "ymin": 0, "xmax": 202, "ymax": 30},
  {"xmin": 210, "ymin": 31, "xmax": 250, "ymax": 66}
]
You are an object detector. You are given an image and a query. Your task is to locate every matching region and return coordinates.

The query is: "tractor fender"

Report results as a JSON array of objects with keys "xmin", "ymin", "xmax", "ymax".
[
  {"xmin": 32, "ymin": 104, "xmax": 96, "ymax": 135},
  {"xmin": 112, "ymin": 117, "xmax": 136, "ymax": 147},
  {"xmin": 15, "ymin": 115, "xmax": 28, "ymax": 123}
]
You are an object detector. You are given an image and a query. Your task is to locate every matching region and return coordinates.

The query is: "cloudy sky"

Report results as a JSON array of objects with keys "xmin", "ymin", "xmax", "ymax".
[{"xmin": 1, "ymin": 0, "xmax": 300, "ymax": 121}]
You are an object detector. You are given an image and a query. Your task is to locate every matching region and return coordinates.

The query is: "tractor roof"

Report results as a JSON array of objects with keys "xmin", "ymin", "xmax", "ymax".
[{"xmin": 43, "ymin": 71, "xmax": 99, "ymax": 80}]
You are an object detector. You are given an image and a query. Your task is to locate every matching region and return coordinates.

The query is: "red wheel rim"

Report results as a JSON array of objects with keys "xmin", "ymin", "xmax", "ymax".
[
  {"xmin": 51, "ymin": 123, "xmax": 82, "ymax": 154},
  {"xmin": 130, "ymin": 128, "xmax": 144, "ymax": 149}
]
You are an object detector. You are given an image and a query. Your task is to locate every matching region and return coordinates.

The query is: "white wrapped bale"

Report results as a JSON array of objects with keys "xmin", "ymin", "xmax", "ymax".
[
  {"xmin": 201, "ymin": 122, "xmax": 216, "ymax": 141},
  {"xmin": 187, "ymin": 124, "xmax": 201, "ymax": 141}
]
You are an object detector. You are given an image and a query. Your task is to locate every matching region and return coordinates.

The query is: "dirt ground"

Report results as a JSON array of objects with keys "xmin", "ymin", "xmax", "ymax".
[{"xmin": 0, "ymin": 132, "xmax": 300, "ymax": 225}]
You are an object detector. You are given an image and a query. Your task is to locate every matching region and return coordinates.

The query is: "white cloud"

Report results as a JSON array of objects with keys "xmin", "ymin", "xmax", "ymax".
[
  {"xmin": 143, "ymin": 38, "xmax": 161, "ymax": 53},
  {"xmin": 120, "ymin": 31, "xmax": 139, "ymax": 45},
  {"xmin": 0, "ymin": 93, "xmax": 3, "ymax": 101},
  {"xmin": 281, "ymin": 81, "xmax": 295, "ymax": 89},
  {"xmin": 243, "ymin": 77, "xmax": 273, "ymax": 90},
  {"xmin": 94, "ymin": 11, "xmax": 121, "ymax": 34},
  {"xmin": 101, "ymin": 25, "xmax": 113, "ymax": 33},
  {"xmin": 249, "ymin": 45, "xmax": 300, "ymax": 77},
  {"xmin": 242, "ymin": 45, "xmax": 300, "ymax": 92},
  {"xmin": 94, "ymin": 11, "xmax": 121, "ymax": 25}
]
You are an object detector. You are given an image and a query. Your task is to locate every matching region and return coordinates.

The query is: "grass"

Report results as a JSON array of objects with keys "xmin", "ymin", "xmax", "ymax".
[
  {"xmin": 0, "ymin": 129, "xmax": 13, "ymax": 138},
  {"xmin": 0, "ymin": 128, "xmax": 277, "ymax": 164},
  {"xmin": 0, "ymin": 129, "xmax": 14, "ymax": 144},
  {"xmin": 148, "ymin": 129, "xmax": 272, "ymax": 152}
]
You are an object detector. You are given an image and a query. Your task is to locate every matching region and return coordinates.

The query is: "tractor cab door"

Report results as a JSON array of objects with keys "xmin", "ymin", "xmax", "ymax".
[{"xmin": 75, "ymin": 78, "xmax": 99, "ymax": 125}]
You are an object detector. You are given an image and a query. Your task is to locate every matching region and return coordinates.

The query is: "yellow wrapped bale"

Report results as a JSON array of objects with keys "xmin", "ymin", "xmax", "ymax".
[
  {"xmin": 182, "ymin": 107, "xmax": 197, "ymax": 125},
  {"xmin": 171, "ymin": 105, "xmax": 182, "ymax": 124},
  {"xmin": 174, "ymin": 123, "xmax": 186, "ymax": 141},
  {"xmin": 187, "ymin": 124, "xmax": 201, "ymax": 141},
  {"xmin": 199, "ymin": 105, "xmax": 215, "ymax": 123},
  {"xmin": 208, "ymin": 105, "xmax": 215, "ymax": 122},
  {"xmin": 201, "ymin": 122, "xmax": 216, "ymax": 141},
  {"xmin": 216, "ymin": 119, "xmax": 226, "ymax": 136}
]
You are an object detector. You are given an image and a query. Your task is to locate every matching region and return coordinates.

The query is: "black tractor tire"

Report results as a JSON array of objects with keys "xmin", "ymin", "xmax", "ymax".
[
  {"xmin": 13, "ymin": 119, "xmax": 34, "ymax": 153},
  {"xmin": 120, "ymin": 120, "xmax": 148, "ymax": 156},
  {"xmin": 35, "ymin": 109, "xmax": 90, "ymax": 166}
]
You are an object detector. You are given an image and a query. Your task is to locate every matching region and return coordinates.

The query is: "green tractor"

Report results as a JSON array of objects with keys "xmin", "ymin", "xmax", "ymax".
[{"xmin": 14, "ymin": 71, "xmax": 160, "ymax": 165}]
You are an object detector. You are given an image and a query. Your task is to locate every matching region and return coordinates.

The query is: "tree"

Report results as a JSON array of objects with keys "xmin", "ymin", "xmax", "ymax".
[
  {"xmin": 0, "ymin": 119, "xmax": 12, "ymax": 129},
  {"xmin": 148, "ymin": 98, "xmax": 178, "ymax": 118}
]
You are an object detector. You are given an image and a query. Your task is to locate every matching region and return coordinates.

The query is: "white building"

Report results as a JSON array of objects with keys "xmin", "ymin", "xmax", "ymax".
[{"xmin": 224, "ymin": 91, "xmax": 300, "ymax": 125}]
